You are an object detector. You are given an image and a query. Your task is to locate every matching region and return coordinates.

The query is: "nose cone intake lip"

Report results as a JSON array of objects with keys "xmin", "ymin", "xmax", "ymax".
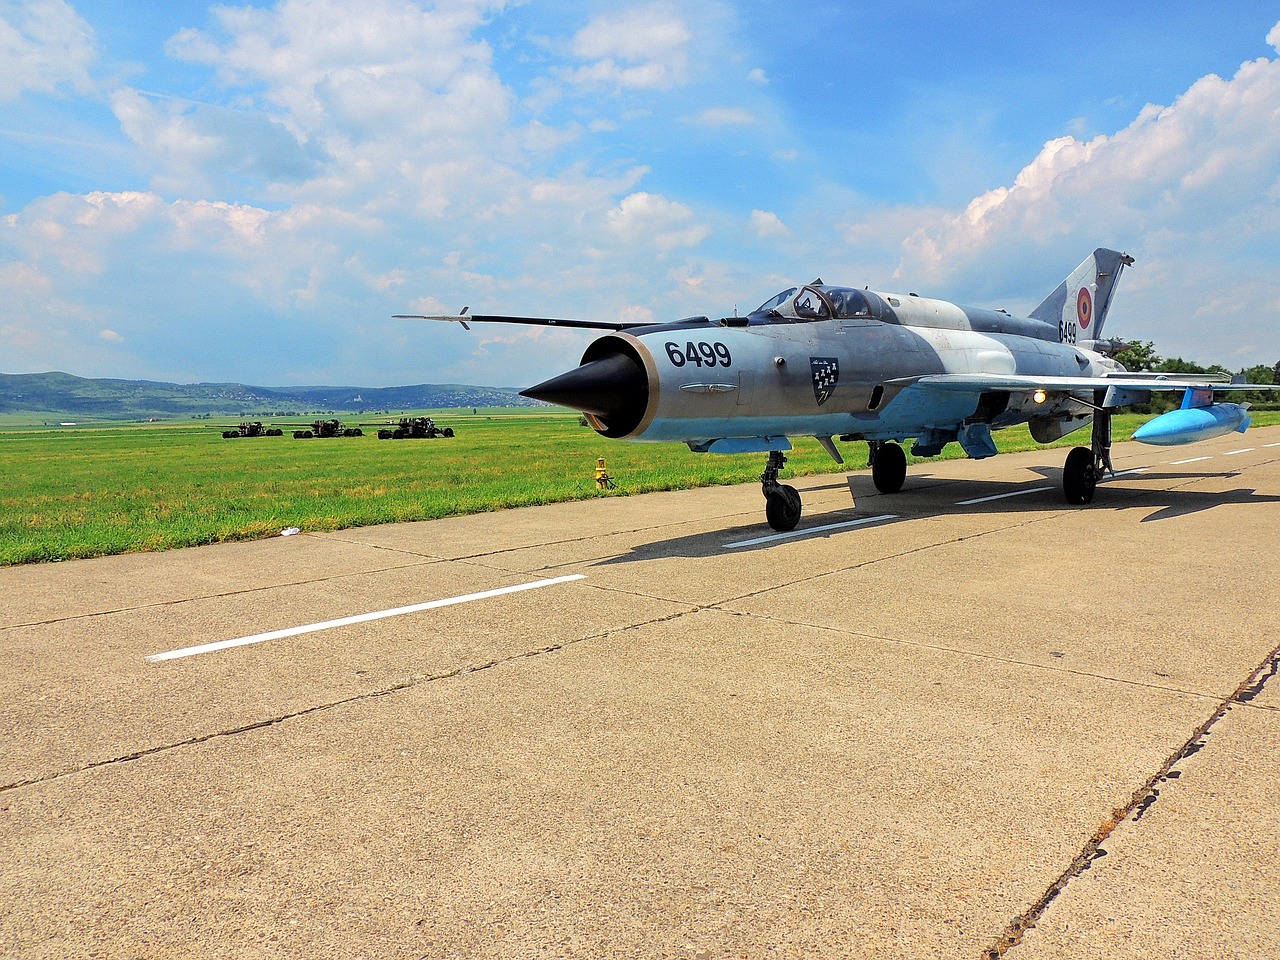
[{"xmin": 521, "ymin": 352, "xmax": 646, "ymax": 420}]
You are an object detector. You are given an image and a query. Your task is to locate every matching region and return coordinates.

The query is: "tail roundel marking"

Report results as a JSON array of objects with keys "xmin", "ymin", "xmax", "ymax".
[{"xmin": 1077, "ymin": 287, "xmax": 1093, "ymax": 330}]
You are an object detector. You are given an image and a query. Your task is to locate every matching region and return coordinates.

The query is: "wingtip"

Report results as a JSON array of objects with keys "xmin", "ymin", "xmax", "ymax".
[{"xmin": 392, "ymin": 314, "xmax": 472, "ymax": 329}]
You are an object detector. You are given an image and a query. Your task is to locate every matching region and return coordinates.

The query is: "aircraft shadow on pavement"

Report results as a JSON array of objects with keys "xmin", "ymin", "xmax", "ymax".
[
  {"xmin": 1018, "ymin": 466, "xmax": 1280, "ymax": 522},
  {"xmin": 593, "ymin": 468, "xmax": 1280, "ymax": 564},
  {"xmin": 868, "ymin": 468, "xmax": 1280, "ymax": 524}
]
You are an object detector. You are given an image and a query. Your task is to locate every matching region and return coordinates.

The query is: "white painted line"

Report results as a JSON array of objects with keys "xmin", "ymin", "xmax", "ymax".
[
  {"xmin": 146, "ymin": 574, "xmax": 587, "ymax": 662},
  {"xmin": 726, "ymin": 514, "xmax": 898, "ymax": 549},
  {"xmin": 1170, "ymin": 456, "xmax": 1212, "ymax": 465},
  {"xmin": 955, "ymin": 487, "xmax": 1051, "ymax": 506},
  {"xmin": 1102, "ymin": 468, "xmax": 1149, "ymax": 480},
  {"xmin": 1264, "ymin": 442, "xmax": 1280, "ymax": 448},
  {"xmin": 1223, "ymin": 447, "xmax": 1254, "ymax": 456}
]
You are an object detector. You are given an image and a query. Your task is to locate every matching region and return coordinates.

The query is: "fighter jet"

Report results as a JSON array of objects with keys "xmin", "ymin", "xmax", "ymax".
[{"xmin": 399, "ymin": 249, "xmax": 1274, "ymax": 531}]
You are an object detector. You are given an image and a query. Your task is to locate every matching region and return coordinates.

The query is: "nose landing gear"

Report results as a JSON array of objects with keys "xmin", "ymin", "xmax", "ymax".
[{"xmin": 761, "ymin": 450, "xmax": 802, "ymax": 531}]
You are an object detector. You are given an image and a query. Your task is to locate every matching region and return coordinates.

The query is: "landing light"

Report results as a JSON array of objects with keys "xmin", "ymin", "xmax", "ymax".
[{"xmin": 1033, "ymin": 389, "xmax": 1047, "ymax": 404}]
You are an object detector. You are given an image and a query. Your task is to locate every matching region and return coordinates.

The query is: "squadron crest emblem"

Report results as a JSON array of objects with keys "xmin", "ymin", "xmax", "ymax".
[{"xmin": 810, "ymin": 357, "xmax": 839, "ymax": 406}]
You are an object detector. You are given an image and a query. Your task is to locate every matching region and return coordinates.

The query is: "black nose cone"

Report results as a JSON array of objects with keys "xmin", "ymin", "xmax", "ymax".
[{"xmin": 521, "ymin": 351, "xmax": 645, "ymax": 420}]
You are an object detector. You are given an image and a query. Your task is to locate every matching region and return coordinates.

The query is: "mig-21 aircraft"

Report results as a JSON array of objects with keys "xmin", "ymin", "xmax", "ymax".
[{"xmin": 398, "ymin": 248, "xmax": 1274, "ymax": 531}]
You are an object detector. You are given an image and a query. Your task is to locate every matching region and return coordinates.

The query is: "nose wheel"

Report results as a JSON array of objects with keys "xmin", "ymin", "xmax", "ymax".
[{"xmin": 761, "ymin": 450, "xmax": 802, "ymax": 531}]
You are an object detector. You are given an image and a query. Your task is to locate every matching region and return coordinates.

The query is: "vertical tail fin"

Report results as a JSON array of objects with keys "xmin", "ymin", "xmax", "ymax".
[{"xmin": 1030, "ymin": 248, "xmax": 1134, "ymax": 344}]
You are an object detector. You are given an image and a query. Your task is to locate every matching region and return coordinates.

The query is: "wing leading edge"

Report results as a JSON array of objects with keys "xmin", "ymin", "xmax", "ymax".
[
  {"xmin": 900, "ymin": 373, "xmax": 1280, "ymax": 405},
  {"xmin": 393, "ymin": 313, "xmax": 638, "ymax": 331}
]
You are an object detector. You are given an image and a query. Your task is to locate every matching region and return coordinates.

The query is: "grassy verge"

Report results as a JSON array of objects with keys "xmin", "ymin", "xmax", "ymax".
[{"xmin": 3, "ymin": 408, "xmax": 1278, "ymax": 566}]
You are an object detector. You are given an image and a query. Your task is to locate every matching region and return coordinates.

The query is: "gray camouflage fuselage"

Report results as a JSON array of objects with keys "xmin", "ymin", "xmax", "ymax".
[{"xmin": 576, "ymin": 284, "xmax": 1120, "ymax": 458}]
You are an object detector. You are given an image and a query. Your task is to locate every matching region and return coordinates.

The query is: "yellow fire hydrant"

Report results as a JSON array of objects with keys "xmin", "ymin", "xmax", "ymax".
[{"xmin": 595, "ymin": 458, "xmax": 615, "ymax": 490}]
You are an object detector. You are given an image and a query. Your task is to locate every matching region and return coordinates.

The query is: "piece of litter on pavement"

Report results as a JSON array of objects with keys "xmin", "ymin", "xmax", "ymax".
[{"xmin": 280, "ymin": 527, "xmax": 301, "ymax": 536}]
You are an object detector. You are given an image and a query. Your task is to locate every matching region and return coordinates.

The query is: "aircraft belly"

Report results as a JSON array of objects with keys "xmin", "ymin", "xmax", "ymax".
[
  {"xmin": 638, "ymin": 414, "xmax": 866, "ymax": 445},
  {"xmin": 863, "ymin": 386, "xmax": 986, "ymax": 438}
]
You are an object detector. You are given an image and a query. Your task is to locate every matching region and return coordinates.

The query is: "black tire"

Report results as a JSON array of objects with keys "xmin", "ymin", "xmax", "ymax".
[
  {"xmin": 443, "ymin": 427, "xmax": 454, "ymax": 438},
  {"xmin": 765, "ymin": 484, "xmax": 802, "ymax": 531},
  {"xmin": 1063, "ymin": 446, "xmax": 1097, "ymax": 504},
  {"xmin": 872, "ymin": 441, "xmax": 907, "ymax": 493},
  {"xmin": 378, "ymin": 429, "xmax": 392, "ymax": 440},
  {"xmin": 222, "ymin": 431, "xmax": 237, "ymax": 439}
]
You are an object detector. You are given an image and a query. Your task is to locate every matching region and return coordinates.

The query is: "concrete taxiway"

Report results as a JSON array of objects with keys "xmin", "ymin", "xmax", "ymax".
[{"xmin": 3, "ymin": 428, "xmax": 1279, "ymax": 959}]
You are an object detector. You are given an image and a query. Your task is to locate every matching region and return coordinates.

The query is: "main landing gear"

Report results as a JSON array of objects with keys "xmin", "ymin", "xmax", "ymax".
[
  {"xmin": 757, "ymin": 408, "xmax": 1114, "ymax": 529},
  {"xmin": 762, "ymin": 450, "xmax": 802, "ymax": 531},
  {"xmin": 868, "ymin": 440, "xmax": 907, "ymax": 494},
  {"xmin": 1062, "ymin": 407, "xmax": 1113, "ymax": 505}
]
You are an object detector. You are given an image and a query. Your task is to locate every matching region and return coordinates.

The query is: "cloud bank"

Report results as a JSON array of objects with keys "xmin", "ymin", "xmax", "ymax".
[{"xmin": 1, "ymin": 3, "xmax": 1278, "ymax": 386}]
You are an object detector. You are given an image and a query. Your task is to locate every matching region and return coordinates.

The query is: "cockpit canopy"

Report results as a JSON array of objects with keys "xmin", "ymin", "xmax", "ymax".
[{"xmin": 751, "ymin": 284, "xmax": 875, "ymax": 322}]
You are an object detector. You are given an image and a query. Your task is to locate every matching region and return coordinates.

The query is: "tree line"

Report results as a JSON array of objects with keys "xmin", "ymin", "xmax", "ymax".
[{"xmin": 1112, "ymin": 339, "xmax": 1280, "ymax": 411}]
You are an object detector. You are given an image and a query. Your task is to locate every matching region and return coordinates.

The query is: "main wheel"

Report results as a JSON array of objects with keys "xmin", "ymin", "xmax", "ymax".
[
  {"xmin": 872, "ymin": 441, "xmax": 907, "ymax": 493},
  {"xmin": 1063, "ymin": 446, "xmax": 1097, "ymax": 504},
  {"xmin": 765, "ymin": 484, "xmax": 802, "ymax": 531}
]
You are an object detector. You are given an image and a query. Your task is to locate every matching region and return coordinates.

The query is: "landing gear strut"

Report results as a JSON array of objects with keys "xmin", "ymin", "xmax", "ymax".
[
  {"xmin": 762, "ymin": 450, "xmax": 802, "ymax": 531},
  {"xmin": 1063, "ymin": 406, "xmax": 1113, "ymax": 505}
]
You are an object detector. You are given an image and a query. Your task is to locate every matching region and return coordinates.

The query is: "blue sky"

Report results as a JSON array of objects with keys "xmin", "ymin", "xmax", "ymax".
[{"xmin": 3, "ymin": 0, "xmax": 1280, "ymax": 388}]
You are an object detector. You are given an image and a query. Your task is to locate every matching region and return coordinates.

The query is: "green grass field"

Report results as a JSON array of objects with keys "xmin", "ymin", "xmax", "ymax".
[{"xmin": 3, "ymin": 407, "xmax": 1278, "ymax": 566}]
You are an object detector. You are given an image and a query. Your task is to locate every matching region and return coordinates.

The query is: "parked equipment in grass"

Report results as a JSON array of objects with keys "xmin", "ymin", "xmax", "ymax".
[
  {"xmin": 375, "ymin": 417, "xmax": 456, "ymax": 440},
  {"xmin": 292, "ymin": 419, "xmax": 363, "ymax": 439},
  {"xmin": 221, "ymin": 422, "xmax": 283, "ymax": 438}
]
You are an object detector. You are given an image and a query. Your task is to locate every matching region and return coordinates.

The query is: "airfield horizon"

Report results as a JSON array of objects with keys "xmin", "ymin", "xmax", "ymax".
[{"xmin": 6, "ymin": 409, "xmax": 1280, "ymax": 567}]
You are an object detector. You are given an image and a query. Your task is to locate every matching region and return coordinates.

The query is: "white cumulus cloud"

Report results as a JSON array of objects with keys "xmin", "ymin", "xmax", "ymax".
[
  {"xmin": 898, "ymin": 42, "xmax": 1280, "ymax": 284},
  {"xmin": 878, "ymin": 31, "xmax": 1280, "ymax": 365},
  {"xmin": 563, "ymin": 3, "xmax": 690, "ymax": 90},
  {"xmin": 607, "ymin": 191, "xmax": 711, "ymax": 253},
  {"xmin": 0, "ymin": 0, "xmax": 97, "ymax": 101},
  {"xmin": 750, "ymin": 209, "xmax": 789, "ymax": 239}
]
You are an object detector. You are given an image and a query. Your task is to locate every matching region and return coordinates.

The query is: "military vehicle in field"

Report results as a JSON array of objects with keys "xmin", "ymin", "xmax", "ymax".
[
  {"xmin": 221, "ymin": 422, "xmax": 283, "ymax": 438},
  {"xmin": 375, "ymin": 416, "xmax": 455, "ymax": 440},
  {"xmin": 292, "ymin": 419, "xmax": 363, "ymax": 439}
]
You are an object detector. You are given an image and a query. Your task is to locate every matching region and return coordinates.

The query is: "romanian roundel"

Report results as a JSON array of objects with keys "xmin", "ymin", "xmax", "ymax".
[{"xmin": 1076, "ymin": 287, "xmax": 1093, "ymax": 330}]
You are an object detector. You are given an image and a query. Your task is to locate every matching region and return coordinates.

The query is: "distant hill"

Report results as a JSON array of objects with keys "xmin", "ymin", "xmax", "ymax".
[{"xmin": 0, "ymin": 371, "xmax": 539, "ymax": 420}]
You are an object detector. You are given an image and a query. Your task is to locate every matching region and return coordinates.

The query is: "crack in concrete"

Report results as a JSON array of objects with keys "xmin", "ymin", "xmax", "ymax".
[
  {"xmin": 3, "ymin": 504, "xmax": 766, "ymax": 632},
  {"xmin": 318, "ymin": 505, "xmax": 768, "ymax": 566},
  {"xmin": 4, "ymin": 501, "xmax": 766, "ymax": 632},
  {"xmin": 737, "ymin": 606, "xmax": 1234, "ymax": 704},
  {"xmin": 986, "ymin": 637, "xmax": 1280, "ymax": 958},
  {"xmin": 2, "ymin": 554, "xmax": 443, "ymax": 630},
  {"xmin": 0, "ymin": 604, "xmax": 698, "ymax": 796}
]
